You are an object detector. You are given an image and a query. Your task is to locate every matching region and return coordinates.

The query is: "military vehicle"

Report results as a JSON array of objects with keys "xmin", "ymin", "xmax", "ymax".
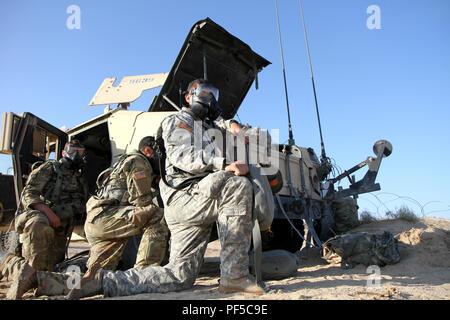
[{"xmin": 0, "ymin": 18, "xmax": 392, "ymax": 270}]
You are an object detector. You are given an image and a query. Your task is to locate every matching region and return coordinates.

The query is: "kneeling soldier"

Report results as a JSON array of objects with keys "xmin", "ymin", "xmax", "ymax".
[
  {"xmin": 0, "ymin": 140, "xmax": 88, "ymax": 299},
  {"xmin": 83, "ymin": 136, "xmax": 168, "ymax": 273}
]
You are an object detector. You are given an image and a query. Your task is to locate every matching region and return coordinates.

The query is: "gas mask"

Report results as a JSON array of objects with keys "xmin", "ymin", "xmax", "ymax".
[
  {"xmin": 62, "ymin": 142, "xmax": 86, "ymax": 169},
  {"xmin": 189, "ymin": 83, "xmax": 222, "ymax": 121}
]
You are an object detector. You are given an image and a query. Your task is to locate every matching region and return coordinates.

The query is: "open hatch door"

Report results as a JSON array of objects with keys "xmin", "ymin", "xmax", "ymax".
[
  {"xmin": 149, "ymin": 17, "xmax": 271, "ymax": 120},
  {"xmin": 1, "ymin": 112, "xmax": 68, "ymax": 210}
]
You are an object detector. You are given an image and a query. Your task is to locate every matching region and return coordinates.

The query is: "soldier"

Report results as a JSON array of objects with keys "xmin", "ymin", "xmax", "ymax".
[
  {"xmin": 8, "ymin": 79, "xmax": 265, "ymax": 299},
  {"xmin": 83, "ymin": 136, "xmax": 168, "ymax": 273},
  {"xmin": 0, "ymin": 139, "xmax": 88, "ymax": 299},
  {"xmin": 2, "ymin": 137, "xmax": 168, "ymax": 299}
]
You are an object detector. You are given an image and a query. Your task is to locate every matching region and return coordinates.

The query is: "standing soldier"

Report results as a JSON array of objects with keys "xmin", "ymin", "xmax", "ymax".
[{"xmin": 0, "ymin": 139, "xmax": 88, "ymax": 299}]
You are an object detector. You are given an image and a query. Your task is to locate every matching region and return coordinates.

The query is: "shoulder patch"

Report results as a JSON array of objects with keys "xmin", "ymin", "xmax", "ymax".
[
  {"xmin": 177, "ymin": 121, "xmax": 193, "ymax": 132},
  {"xmin": 133, "ymin": 171, "xmax": 147, "ymax": 180}
]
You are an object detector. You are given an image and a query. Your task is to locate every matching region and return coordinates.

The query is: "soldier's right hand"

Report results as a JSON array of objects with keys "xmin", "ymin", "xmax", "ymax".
[
  {"xmin": 224, "ymin": 161, "xmax": 249, "ymax": 176},
  {"xmin": 34, "ymin": 203, "xmax": 62, "ymax": 228},
  {"xmin": 46, "ymin": 212, "xmax": 62, "ymax": 229}
]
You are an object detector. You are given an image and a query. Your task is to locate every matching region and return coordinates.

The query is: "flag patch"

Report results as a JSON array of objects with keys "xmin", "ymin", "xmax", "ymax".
[
  {"xmin": 177, "ymin": 121, "xmax": 193, "ymax": 132},
  {"xmin": 134, "ymin": 171, "xmax": 147, "ymax": 180}
]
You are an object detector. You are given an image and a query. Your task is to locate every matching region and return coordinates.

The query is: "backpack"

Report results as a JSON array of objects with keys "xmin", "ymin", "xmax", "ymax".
[
  {"xmin": 322, "ymin": 231, "xmax": 401, "ymax": 268},
  {"xmin": 95, "ymin": 151, "xmax": 148, "ymax": 195}
]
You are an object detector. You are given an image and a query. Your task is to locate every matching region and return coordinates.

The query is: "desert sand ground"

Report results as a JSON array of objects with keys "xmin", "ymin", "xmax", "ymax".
[{"xmin": 1, "ymin": 217, "xmax": 449, "ymax": 301}]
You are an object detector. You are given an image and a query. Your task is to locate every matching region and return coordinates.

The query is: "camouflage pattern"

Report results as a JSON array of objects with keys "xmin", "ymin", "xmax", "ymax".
[
  {"xmin": 94, "ymin": 151, "xmax": 157, "ymax": 207},
  {"xmin": 13, "ymin": 160, "xmax": 87, "ymax": 271},
  {"xmin": 19, "ymin": 160, "xmax": 86, "ymax": 224},
  {"xmin": 332, "ymin": 197, "xmax": 360, "ymax": 234},
  {"xmin": 84, "ymin": 151, "xmax": 168, "ymax": 271},
  {"xmin": 322, "ymin": 231, "xmax": 401, "ymax": 267},
  {"xmin": 162, "ymin": 108, "xmax": 226, "ymax": 193},
  {"xmin": 213, "ymin": 116, "xmax": 236, "ymax": 132},
  {"xmin": 35, "ymin": 270, "xmax": 72, "ymax": 296},
  {"xmin": 101, "ymin": 170, "xmax": 253, "ymax": 297},
  {"xmin": 35, "ymin": 269, "xmax": 102, "ymax": 298},
  {"xmin": 15, "ymin": 211, "xmax": 72, "ymax": 271},
  {"xmin": 98, "ymin": 109, "xmax": 254, "ymax": 297},
  {"xmin": 0, "ymin": 254, "xmax": 27, "ymax": 281}
]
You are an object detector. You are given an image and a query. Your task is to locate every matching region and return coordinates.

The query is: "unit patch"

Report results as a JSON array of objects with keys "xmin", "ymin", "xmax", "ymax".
[{"xmin": 177, "ymin": 121, "xmax": 193, "ymax": 132}]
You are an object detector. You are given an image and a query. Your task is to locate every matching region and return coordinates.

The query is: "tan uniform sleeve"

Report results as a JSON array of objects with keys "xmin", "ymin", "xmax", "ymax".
[
  {"xmin": 122, "ymin": 155, "xmax": 154, "ymax": 207},
  {"xmin": 20, "ymin": 162, "xmax": 54, "ymax": 210}
]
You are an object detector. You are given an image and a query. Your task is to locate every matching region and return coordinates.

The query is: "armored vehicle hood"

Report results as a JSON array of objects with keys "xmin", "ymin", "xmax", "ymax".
[{"xmin": 149, "ymin": 17, "xmax": 271, "ymax": 120}]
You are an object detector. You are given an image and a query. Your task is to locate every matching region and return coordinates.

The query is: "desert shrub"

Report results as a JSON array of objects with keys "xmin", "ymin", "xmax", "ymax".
[
  {"xmin": 359, "ymin": 210, "xmax": 378, "ymax": 224},
  {"xmin": 385, "ymin": 205, "xmax": 420, "ymax": 223}
]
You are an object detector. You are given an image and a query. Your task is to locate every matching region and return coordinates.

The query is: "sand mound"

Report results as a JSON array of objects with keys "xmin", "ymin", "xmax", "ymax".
[{"xmin": 397, "ymin": 226, "xmax": 450, "ymax": 268}]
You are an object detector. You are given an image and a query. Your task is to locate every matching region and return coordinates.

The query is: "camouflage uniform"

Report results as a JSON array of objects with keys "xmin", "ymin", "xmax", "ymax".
[
  {"xmin": 84, "ymin": 151, "xmax": 168, "ymax": 271},
  {"xmin": 98, "ymin": 109, "xmax": 254, "ymax": 297},
  {"xmin": 1, "ymin": 159, "xmax": 87, "ymax": 279}
]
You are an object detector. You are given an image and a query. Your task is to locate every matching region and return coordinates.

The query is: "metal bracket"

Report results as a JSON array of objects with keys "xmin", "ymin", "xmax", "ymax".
[
  {"xmin": 326, "ymin": 140, "xmax": 392, "ymax": 200},
  {"xmin": 88, "ymin": 73, "xmax": 168, "ymax": 107}
]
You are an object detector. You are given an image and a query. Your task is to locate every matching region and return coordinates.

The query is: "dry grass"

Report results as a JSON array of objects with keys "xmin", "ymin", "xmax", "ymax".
[
  {"xmin": 385, "ymin": 205, "xmax": 421, "ymax": 223},
  {"xmin": 359, "ymin": 210, "xmax": 378, "ymax": 224},
  {"xmin": 359, "ymin": 205, "xmax": 421, "ymax": 224}
]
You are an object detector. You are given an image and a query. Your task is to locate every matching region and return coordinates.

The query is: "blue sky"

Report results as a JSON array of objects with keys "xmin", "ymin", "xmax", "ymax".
[{"xmin": 1, "ymin": 0, "xmax": 449, "ymax": 218}]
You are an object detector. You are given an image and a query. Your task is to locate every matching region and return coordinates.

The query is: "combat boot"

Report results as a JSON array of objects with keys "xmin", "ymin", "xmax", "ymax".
[
  {"xmin": 218, "ymin": 276, "xmax": 264, "ymax": 295},
  {"xmin": 66, "ymin": 267, "xmax": 103, "ymax": 300},
  {"xmin": 6, "ymin": 262, "xmax": 37, "ymax": 300}
]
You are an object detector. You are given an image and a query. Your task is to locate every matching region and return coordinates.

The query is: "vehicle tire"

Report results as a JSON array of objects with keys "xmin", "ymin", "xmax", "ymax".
[{"xmin": 261, "ymin": 219, "xmax": 305, "ymax": 253}]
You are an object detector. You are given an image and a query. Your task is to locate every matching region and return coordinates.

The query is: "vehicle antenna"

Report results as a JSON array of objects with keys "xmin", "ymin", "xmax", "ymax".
[
  {"xmin": 275, "ymin": 0, "xmax": 295, "ymax": 147},
  {"xmin": 299, "ymin": 0, "xmax": 330, "ymax": 165}
]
